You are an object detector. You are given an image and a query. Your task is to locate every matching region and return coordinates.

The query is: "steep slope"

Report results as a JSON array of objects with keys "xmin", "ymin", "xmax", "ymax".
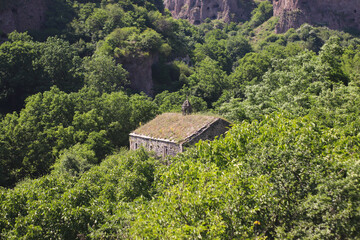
[
  {"xmin": 273, "ymin": 0, "xmax": 360, "ymax": 33},
  {"xmin": 164, "ymin": 0, "xmax": 255, "ymax": 24},
  {"xmin": 0, "ymin": 0, "xmax": 47, "ymax": 33}
]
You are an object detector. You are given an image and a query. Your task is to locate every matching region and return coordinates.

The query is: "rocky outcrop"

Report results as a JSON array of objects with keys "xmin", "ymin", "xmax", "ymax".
[
  {"xmin": 0, "ymin": 0, "xmax": 47, "ymax": 34},
  {"xmin": 273, "ymin": 0, "xmax": 360, "ymax": 33},
  {"xmin": 121, "ymin": 54, "xmax": 159, "ymax": 96},
  {"xmin": 164, "ymin": 0, "xmax": 254, "ymax": 24}
]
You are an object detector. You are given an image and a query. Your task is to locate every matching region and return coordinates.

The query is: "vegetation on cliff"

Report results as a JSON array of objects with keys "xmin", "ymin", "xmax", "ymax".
[{"xmin": 1, "ymin": 0, "xmax": 360, "ymax": 239}]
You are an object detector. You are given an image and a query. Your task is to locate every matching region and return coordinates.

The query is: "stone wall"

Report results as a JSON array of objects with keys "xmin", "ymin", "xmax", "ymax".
[
  {"xmin": 129, "ymin": 134, "xmax": 182, "ymax": 157},
  {"xmin": 186, "ymin": 118, "xmax": 231, "ymax": 146}
]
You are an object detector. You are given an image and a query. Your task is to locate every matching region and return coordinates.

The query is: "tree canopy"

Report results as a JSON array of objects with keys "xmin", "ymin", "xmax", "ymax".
[{"xmin": 1, "ymin": 0, "xmax": 360, "ymax": 239}]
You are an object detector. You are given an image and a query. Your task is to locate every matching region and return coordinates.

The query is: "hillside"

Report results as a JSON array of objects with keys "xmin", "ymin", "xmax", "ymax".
[
  {"xmin": 163, "ymin": 0, "xmax": 360, "ymax": 34},
  {"xmin": 2, "ymin": 0, "xmax": 359, "ymax": 35},
  {"xmin": 1, "ymin": 0, "xmax": 360, "ymax": 239}
]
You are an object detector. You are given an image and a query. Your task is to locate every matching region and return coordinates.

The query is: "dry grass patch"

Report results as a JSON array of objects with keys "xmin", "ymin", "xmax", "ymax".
[{"xmin": 250, "ymin": 16, "xmax": 279, "ymax": 46}]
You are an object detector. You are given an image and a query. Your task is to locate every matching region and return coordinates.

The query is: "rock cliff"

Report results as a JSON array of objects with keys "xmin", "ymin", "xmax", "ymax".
[
  {"xmin": 165, "ymin": 0, "xmax": 360, "ymax": 33},
  {"xmin": 273, "ymin": 0, "xmax": 360, "ymax": 33},
  {"xmin": 164, "ymin": 0, "xmax": 255, "ymax": 24},
  {"xmin": 121, "ymin": 54, "xmax": 159, "ymax": 96},
  {"xmin": 0, "ymin": 0, "xmax": 47, "ymax": 34}
]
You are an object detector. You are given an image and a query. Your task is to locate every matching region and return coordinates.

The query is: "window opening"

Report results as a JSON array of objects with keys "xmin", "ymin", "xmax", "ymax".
[{"xmin": 163, "ymin": 146, "xmax": 168, "ymax": 157}]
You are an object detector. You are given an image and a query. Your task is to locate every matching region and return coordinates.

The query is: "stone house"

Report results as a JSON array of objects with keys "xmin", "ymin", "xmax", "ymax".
[{"xmin": 129, "ymin": 113, "xmax": 231, "ymax": 157}]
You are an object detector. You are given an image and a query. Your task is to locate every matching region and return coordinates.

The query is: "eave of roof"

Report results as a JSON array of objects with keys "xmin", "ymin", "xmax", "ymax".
[{"xmin": 129, "ymin": 132, "xmax": 177, "ymax": 144}]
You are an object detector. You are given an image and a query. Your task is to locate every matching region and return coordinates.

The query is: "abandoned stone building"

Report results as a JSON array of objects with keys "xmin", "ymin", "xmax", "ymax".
[{"xmin": 129, "ymin": 112, "xmax": 231, "ymax": 157}]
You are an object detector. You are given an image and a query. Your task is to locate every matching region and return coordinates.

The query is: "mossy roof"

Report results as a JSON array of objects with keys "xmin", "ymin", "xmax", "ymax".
[{"xmin": 131, "ymin": 113, "xmax": 221, "ymax": 143}]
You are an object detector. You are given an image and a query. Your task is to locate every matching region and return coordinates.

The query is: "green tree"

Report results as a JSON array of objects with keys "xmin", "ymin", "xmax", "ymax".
[
  {"xmin": 225, "ymin": 34, "xmax": 253, "ymax": 65},
  {"xmin": 0, "ymin": 86, "xmax": 159, "ymax": 187},
  {"xmin": 240, "ymin": 50, "xmax": 335, "ymax": 120},
  {"xmin": 154, "ymin": 89, "xmax": 207, "ymax": 113},
  {"xmin": 228, "ymin": 52, "xmax": 271, "ymax": 95},
  {"xmin": 194, "ymin": 30, "xmax": 231, "ymax": 72},
  {"xmin": 129, "ymin": 93, "xmax": 159, "ymax": 128},
  {"xmin": 83, "ymin": 54, "xmax": 129, "ymax": 93},
  {"xmin": 34, "ymin": 37, "xmax": 84, "ymax": 92},
  {"xmin": 0, "ymin": 32, "xmax": 42, "ymax": 113},
  {"xmin": 0, "ymin": 149, "xmax": 157, "ymax": 239},
  {"xmin": 0, "ymin": 87, "xmax": 75, "ymax": 186},
  {"xmin": 188, "ymin": 57, "xmax": 228, "ymax": 105},
  {"xmin": 52, "ymin": 143, "xmax": 96, "ymax": 176},
  {"xmin": 132, "ymin": 113, "xmax": 360, "ymax": 239},
  {"xmin": 248, "ymin": 1, "xmax": 273, "ymax": 28},
  {"xmin": 319, "ymin": 36, "xmax": 349, "ymax": 85},
  {"xmin": 341, "ymin": 45, "xmax": 360, "ymax": 81}
]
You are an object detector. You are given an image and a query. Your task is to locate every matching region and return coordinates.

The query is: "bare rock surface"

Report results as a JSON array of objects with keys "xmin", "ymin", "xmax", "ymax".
[
  {"xmin": 121, "ymin": 54, "xmax": 159, "ymax": 96},
  {"xmin": 164, "ymin": 0, "xmax": 254, "ymax": 24},
  {"xmin": 273, "ymin": 0, "xmax": 360, "ymax": 33},
  {"xmin": 0, "ymin": 0, "xmax": 47, "ymax": 33}
]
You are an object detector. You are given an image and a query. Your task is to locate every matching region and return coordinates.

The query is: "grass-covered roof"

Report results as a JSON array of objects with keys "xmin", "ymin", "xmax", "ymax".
[{"xmin": 131, "ymin": 113, "xmax": 221, "ymax": 143}]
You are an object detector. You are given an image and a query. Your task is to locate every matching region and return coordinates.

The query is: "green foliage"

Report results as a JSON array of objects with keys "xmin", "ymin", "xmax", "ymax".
[
  {"xmin": 188, "ymin": 57, "xmax": 228, "ymax": 105},
  {"xmin": 237, "ymin": 38, "xmax": 349, "ymax": 121},
  {"xmin": 83, "ymin": 54, "xmax": 129, "ymax": 93},
  {"xmin": 129, "ymin": 93, "xmax": 159, "ymax": 127},
  {"xmin": 34, "ymin": 37, "xmax": 84, "ymax": 92},
  {"xmin": 0, "ymin": 32, "xmax": 84, "ymax": 114},
  {"xmin": 319, "ymin": 36, "xmax": 349, "ymax": 85},
  {"xmin": 0, "ymin": 32, "xmax": 41, "ymax": 113},
  {"xmin": 229, "ymin": 51, "xmax": 271, "ymax": 91},
  {"xmin": 0, "ymin": 87, "xmax": 75, "ymax": 186},
  {"xmin": 98, "ymin": 27, "xmax": 166, "ymax": 61},
  {"xmin": 217, "ymin": 97, "xmax": 248, "ymax": 122},
  {"xmin": 69, "ymin": 0, "xmax": 163, "ymax": 40},
  {"xmin": 226, "ymin": 34, "xmax": 253, "ymax": 65},
  {"xmin": 132, "ymin": 113, "xmax": 360, "ymax": 239},
  {"xmin": 139, "ymin": 28, "xmax": 163, "ymax": 52},
  {"xmin": 2, "ymin": 1, "xmax": 360, "ymax": 238},
  {"xmin": 0, "ymin": 149, "xmax": 157, "ymax": 239},
  {"xmin": 132, "ymin": 157, "xmax": 270, "ymax": 239},
  {"xmin": 194, "ymin": 28, "xmax": 252, "ymax": 72},
  {"xmin": 3, "ymin": 111, "xmax": 360, "ymax": 239},
  {"xmin": 0, "ymin": 87, "xmax": 158, "ymax": 187},
  {"xmin": 154, "ymin": 90, "xmax": 207, "ymax": 113},
  {"xmin": 52, "ymin": 144, "xmax": 96, "ymax": 176},
  {"xmin": 342, "ymin": 45, "xmax": 360, "ymax": 81},
  {"xmin": 39, "ymin": 0, "xmax": 75, "ymax": 38},
  {"xmin": 249, "ymin": 1, "xmax": 273, "ymax": 28}
]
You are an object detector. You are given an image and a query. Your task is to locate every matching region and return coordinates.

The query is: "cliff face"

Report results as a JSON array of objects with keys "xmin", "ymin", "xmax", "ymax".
[
  {"xmin": 273, "ymin": 0, "xmax": 360, "ymax": 33},
  {"xmin": 121, "ymin": 54, "xmax": 159, "ymax": 96},
  {"xmin": 164, "ymin": 0, "xmax": 254, "ymax": 24},
  {"xmin": 165, "ymin": 0, "xmax": 360, "ymax": 33},
  {"xmin": 0, "ymin": 0, "xmax": 47, "ymax": 33}
]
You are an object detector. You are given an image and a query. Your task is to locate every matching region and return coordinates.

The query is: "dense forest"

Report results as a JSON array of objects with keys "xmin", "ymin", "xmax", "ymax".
[{"xmin": 1, "ymin": 0, "xmax": 360, "ymax": 238}]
